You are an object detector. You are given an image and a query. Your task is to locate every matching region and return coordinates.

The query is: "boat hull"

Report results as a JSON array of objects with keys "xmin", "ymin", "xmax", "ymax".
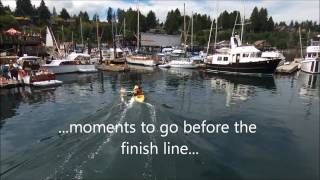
[
  {"xmin": 43, "ymin": 65, "xmax": 96, "ymax": 74},
  {"xmin": 170, "ymin": 64, "xmax": 199, "ymax": 69},
  {"xmin": 126, "ymin": 56, "xmax": 157, "ymax": 66},
  {"xmin": 300, "ymin": 59, "xmax": 320, "ymax": 74},
  {"xmin": 205, "ymin": 59, "xmax": 281, "ymax": 73}
]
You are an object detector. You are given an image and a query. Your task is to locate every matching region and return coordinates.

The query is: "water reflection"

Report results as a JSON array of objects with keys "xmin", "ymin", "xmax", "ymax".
[
  {"xmin": 298, "ymin": 72, "xmax": 319, "ymax": 99},
  {"xmin": 205, "ymin": 73, "xmax": 276, "ymax": 107}
]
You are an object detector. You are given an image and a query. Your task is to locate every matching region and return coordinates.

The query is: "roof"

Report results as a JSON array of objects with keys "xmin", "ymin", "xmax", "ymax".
[{"xmin": 141, "ymin": 33, "xmax": 181, "ymax": 47}]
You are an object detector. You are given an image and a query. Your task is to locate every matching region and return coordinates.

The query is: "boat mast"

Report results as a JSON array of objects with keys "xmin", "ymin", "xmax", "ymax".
[
  {"xmin": 240, "ymin": 1, "xmax": 245, "ymax": 43},
  {"xmin": 191, "ymin": 11, "xmax": 193, "ymax": 50},
  {"xmin": 137, "ymin": 0, "xmax": 140, "ymax": 51},
  {"xmin": 214, "ymin": 0, "xmax": 219, "ymax": 49},
  {"xmin": 206, "ymin": 14, "xmax": 214, "ymax": 54},
  {"xmin": 299, "ymin": 26, "xmax": 303, "ymax": 59},
  {"xmin": 80, "ymin": 17, "xmax": 84, "ymax": 49},
  {"xmin": 184, "ymin": 3, "xmax": 186, "ymax": 52},
  {"xmin": 232, "ymin": 12, "xmax": 239, "ymax": 37}
]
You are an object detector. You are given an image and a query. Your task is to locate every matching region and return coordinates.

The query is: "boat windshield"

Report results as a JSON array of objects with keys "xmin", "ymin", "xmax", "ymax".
[{"xmin": 311, "ymin": 41, "xmax": 320, "ymax": 46}]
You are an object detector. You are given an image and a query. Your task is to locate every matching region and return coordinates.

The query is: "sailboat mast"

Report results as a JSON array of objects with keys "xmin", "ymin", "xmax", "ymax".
[
  {"xmin": 96, "ymin": 14, "xmax": 100, "ymax": 50},
  {"xmin": 206, "ymin": 15, "xmax": 214, "ymax": 54},
  {"xmin": 137, "ymin": 0, "xmax": 140, "ymax": 50},
  {"xmin": 240, "ymin": 2, "xmax": 245, "ymax": 43},
  {"xmin": 214, "ymin": 1, "xmax": 219, "ymax": 49},
  {"xmin": 299, "ymin": 26, "xmax": 303, "ymax": 59},
  {"xmin": 191, "ymin": 11, "xmax": 193, "ymax": 50},
  {"xmin": 184, "ymin": 3, "xmax": 186, "ymax": 51},
  {"xmin": 80, "ymin": 17, "xmax": 84, "ymax": 47}
]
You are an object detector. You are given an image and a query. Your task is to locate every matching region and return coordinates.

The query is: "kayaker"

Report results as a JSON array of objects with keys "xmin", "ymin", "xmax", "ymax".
[{"xmin": 133, "ymin": 85, "xmax": 144, "ymax": 96}]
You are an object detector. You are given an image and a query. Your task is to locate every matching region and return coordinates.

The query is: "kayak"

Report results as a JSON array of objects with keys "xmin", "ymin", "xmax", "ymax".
[{"xmin": 134, "ymin": 94, "xmax": 145, "ymax": 103}]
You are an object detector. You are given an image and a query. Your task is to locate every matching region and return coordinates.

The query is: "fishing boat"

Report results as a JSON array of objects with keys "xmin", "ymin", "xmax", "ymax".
[
  {"xmin": 300, "ymin": 35, "xmax": 320, "ymax": 74},
  {"xmin": 206, "ymin": 35, "xmax": 281, "ymax": 73},
  {"xmin": 17, "ymin": 55, "xmax": 62, "ymax": 87},
  {"xmin": 43, "ymin": 53, "xmax": 97, "ymax": 74}
]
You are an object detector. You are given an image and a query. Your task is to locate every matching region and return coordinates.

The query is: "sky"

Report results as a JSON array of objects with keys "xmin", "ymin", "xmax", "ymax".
[{"xmin": 2, "ymin": 0, "xmax": 319, "ymax": 23}]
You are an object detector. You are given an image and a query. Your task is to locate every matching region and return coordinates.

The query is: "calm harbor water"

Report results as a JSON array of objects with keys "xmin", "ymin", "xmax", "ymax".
[{"xmin": 0, "ymin": 68, "xmax": 319, "ymax": 180}]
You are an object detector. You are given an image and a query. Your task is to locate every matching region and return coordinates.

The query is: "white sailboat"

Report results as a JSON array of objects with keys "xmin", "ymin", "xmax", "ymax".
[{"xmin": 126, "ymin": 0, "xmax": 158, "ymax": 66}]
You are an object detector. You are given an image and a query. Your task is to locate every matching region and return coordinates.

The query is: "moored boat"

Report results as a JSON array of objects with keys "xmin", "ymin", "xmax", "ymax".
[
  {"xmin": 206, "ymin": 35, "xmax": 281, "ymax": 73},
  {"xmin": 300, "ymin": 35, "xmax": 320, "ymax": 74}
]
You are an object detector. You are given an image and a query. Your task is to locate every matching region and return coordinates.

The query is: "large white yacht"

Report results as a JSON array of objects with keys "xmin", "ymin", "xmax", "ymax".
[
  {"xmin": 300, "ymin": 35, "xmax": 320, "ymax": 74},
  {"xmin": 43, "ymin": 53, "xmax": 97, "ymax": 74},
  {"xmin": 206, "ymin": 35, "xmax": 281, "ymax": 73}
]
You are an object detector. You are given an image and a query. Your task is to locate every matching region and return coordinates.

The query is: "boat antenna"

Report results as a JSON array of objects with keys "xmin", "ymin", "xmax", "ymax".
[{"xmin": 191, "ymin": 11, "xmax": 193, "ymax": 50}]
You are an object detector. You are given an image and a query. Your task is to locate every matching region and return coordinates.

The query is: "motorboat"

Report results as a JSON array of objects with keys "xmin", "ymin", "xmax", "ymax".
[
  {"xmin": 300, "ymin": 35, "xmax": 320, "ymax": 74},
  {"xmin": 206, "ymin": 35, "xmax": 281, "ymax": 73},
  {"xmin": 17, "ymin": 55, "xmax": 62, "ymax": 86},
  {"xmin": 126, "ymin": 53, "xmax": 159, "ymax": 66},
  {"xmin": 43, "ymin": 53, "xmax": 97, "ymax": 74}
]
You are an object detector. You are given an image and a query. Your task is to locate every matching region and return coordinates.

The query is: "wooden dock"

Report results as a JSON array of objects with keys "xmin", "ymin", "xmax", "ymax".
[
  {"xmin": 0, "ymin": 80, "xmax": 24, "ymax": 89},
  {"xmin": 96, "ymin": 64, "xmax": 129, "ymax": 72}
]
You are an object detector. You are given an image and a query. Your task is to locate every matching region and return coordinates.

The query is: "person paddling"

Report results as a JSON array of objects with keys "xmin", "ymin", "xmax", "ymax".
[{"xmin": 133, "ymin": 85, "xmax": 144, "ymax": 96}]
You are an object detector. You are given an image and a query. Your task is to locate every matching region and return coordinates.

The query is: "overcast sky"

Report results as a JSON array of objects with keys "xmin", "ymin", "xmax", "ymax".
[{"xmin": 2, "ymin": 0, "xmax": 319, "ymax": 23}]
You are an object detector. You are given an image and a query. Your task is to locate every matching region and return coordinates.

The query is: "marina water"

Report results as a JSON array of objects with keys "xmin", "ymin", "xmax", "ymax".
[{"xmin": 0, "ymin": 69, "xmax": 319, "ymax": 179}]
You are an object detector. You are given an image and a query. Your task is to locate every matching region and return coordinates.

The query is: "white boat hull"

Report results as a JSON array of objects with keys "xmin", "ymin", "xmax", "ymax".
[
  {"xmin": 43, "ymin": 65, "xmax": 96, "ymax": 74},
  {"xmin": 170, "ymin": 64, "xmax": 199, "ymax": 69},
  {"xmin": 300, "ymin": 59, "xmax": 320, "ymax": 74},
  {"xmin": 22, "ymin": 76, "xmax": 63, "ymax": 87},
  {"xmin": 126, "ymin": 56, "xmax": 157, "ymax": 66}
]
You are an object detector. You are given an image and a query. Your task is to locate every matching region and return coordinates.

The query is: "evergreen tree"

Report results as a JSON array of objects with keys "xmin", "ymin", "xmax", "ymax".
[
  {"xmin": 52, "ymin": 6, "xmax": 57, "ymax": 16},
  {"xmin": 107, "ymin": 7, "xmax": 113, "ymax": 23},
  {"xmin": 117, "ymin": 8, "xmax": 125, "ymax": 24},
  {"xmin": 164, "ymin": 8, "xmax": 182, "ymax": 34},
  {"xmin": 92, "ymin": 13, "xmax": 99, "ymax": 21},
  {"xmin": 60, "ymin": 8, "xmax": 70, "ymax": 19},
  {"xmin": 84, "ymin": 11, "xmax": 89, "ymax": 22},
  {"xmin": 266, "ymin": 16, "xmax": 274, "ymax": 31},
  {"xmin": 146, "ymin": 10, "xmax": 157, "ymax": 30},
  {"xmin": 0, "ymin": 0, "xmax": 5, "ymax": 15},
  {"xmin": 37, "ymin": 0, "xmax": 51, "ymax": 24},
  {"xmin": 15, "ymin": 0, "xmax": 35, "ymax": 17},
  {"xmin": 250, "ymin": 7, "xmax": 260, "ymax": 32}
]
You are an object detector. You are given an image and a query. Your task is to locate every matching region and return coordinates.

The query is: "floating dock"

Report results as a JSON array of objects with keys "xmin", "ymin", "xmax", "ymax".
[
  {"xmin": 96, "ymin": 64, "xmax": 129, "ymax": 72},
  {"xmin": 0, "ymin": 80, "xmax": 24, "ymax": 89}
]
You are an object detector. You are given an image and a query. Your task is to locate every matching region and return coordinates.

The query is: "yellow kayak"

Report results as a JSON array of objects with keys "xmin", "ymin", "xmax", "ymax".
[{"xmin": 134, "ymin": 94, "xmax": 145, "ymax": 103}]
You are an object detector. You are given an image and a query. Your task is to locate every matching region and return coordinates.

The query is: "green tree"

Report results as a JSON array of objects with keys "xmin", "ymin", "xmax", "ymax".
[
  {"xmin": 0, "ymin": 0, "xmax": 4, "ymax": 15},
  {"xmin": 37, "ymin": 0, "xmax": 51, "ymax": 24},
  {"xmin": 15, "ymin": 0, "xmax": 35, "ymax": 17},
  {"xmin": 146, "ymin": 10, "xmax": 157, "ymax": 30},
  {"xmin": 52, "ymin": 6, "xmax": 57, "ymax": 16},
  {"xmin": 266, "ymin": 16, "xmax": 274, "ymax": 31},
  {"xmin": 164, "ymin": 8, "xmax": 182, "ymax": 34},
  {"xmin": 250, "ymin": 7, "xmax": 260, "ymax": 32},
  {"xmin": 107, "ymin": 7, "xmax": 113, "ymax": 23},
  {"xmin": 59, "ymin": 8, "xmax": 70, "ymax": 19}
]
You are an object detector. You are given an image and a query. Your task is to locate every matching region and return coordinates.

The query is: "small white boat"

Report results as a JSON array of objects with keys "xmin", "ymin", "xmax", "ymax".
[
  {"xmin": 300, "ymin": 35, "xmax": 320, "ymax": 74},
  {"xmin": 158, "ymin": 64, "xmax": 170, "ymax": 68},
  {"xmin": 168, "ymin": 59, "xmax": 199, "ymax": 69},
  {"xmin": 17, "ymin": 55, "xmax": 63, "ymax": 87},
  {"xmin": 126, "ymin": 55, "xmax": 158, "ymax": 66}
]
